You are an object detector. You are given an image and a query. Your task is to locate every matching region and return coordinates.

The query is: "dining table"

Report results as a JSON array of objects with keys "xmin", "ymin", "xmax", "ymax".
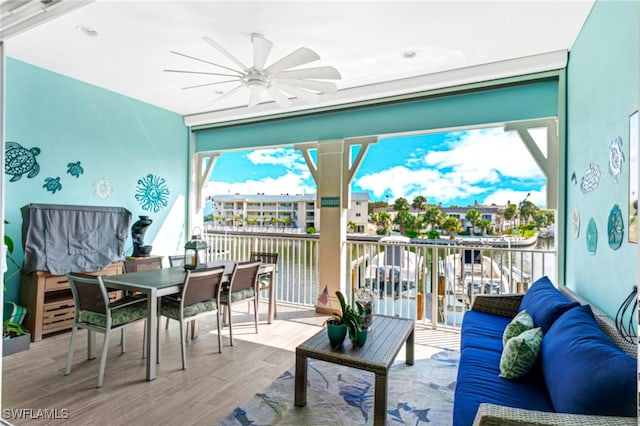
[{"xmin": 102, "ymin": 260, "xmax": 276, "ymax": 381}]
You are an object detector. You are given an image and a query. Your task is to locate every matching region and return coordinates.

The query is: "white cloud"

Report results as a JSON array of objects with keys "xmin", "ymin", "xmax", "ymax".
[
  {"xmin": 356, "ymin": 127, "xmax": 546, "ymax": 205},
  {"xmin": 208, "ymin": 171, "xmax": 315, "ymax": 196},
  {"xmin": 423, "ymin": 127, "xmax": 544, "ymax": 184},
  {"xmin": 355, "ymin": 165, "xmax": 485, "ymax": 204},
  {"xmin": 246, "ymin": 147, "xmax": 309, "ymax": 175}
]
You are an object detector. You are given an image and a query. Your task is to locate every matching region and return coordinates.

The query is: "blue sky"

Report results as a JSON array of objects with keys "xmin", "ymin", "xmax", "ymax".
[{"xmin": 207, "ymin": 126, "xmax": 547, "ymax": 207}]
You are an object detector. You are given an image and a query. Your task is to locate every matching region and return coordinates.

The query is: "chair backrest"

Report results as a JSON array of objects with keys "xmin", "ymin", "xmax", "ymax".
[
  {"xmin": 124, "ymin": 257, "xmax": 163, "ymax": 273},
  {"xmin": 168, "ymin": 255, "xmax": 185, "ymax": 268},
  {"xmin": 249, "ymin": 251, "xmax": 278, "ymax": 265},
  {"xmin": 182, "ymin": 267, "xmax": 226, "ymax": 307},
  {"xmin": 229, "ymin": 261, "xmax": 261, "ymax": 294},
  {"xmin": 67, "ymin": 273, "xmax": 109, "ymax": 314}
]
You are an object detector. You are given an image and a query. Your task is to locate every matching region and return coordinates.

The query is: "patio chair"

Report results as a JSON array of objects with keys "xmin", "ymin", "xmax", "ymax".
[
  {"xmin": 219, "ymin": 261, "xmax": 261, "ymax": 346},
  {"xmin": 123, "ymin": 256, "xmax": 163, "ymax": 273},
  {"xmin": 158, "ymin": 266, "xmax": 226, "ymax": 369},
  {"xmin": 65, "ymin": 273, "xmax": 148, "ymax": 388},
  {"xmin": 168, "ymin": 255, "xmax": 185, "ymax": 268},
  {"xmin": 249, "ymin": 251, "xmax": 279, "ymax": 317}
]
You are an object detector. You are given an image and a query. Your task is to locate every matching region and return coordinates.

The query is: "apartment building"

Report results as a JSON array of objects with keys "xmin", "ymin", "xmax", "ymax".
[{"xmin": 208, "ymin": 192, "xmax": 370, "ymax": 232}]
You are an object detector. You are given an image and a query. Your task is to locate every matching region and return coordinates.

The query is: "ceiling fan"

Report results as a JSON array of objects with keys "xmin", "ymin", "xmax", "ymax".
[{"xmin": 165, "ymin": 33, "xmax": 341, "ymax": 109}]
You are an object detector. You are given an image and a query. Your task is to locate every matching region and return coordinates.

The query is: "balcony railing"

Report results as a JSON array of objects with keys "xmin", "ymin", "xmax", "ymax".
[{"xmin": 203, "ymin": 231, "xmax": 555, "ymax": 330}]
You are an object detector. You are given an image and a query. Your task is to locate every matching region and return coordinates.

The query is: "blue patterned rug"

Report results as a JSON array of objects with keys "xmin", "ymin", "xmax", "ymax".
[{"xmin": 215, "ymin": 350, "xmax": 459, "ymax": 425}]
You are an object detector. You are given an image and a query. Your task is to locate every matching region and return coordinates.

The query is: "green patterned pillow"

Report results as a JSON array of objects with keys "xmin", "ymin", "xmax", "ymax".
[
  {"xmin": 502, "ymin": 309, "xmax": 534, "ymax": 346},
  {"xmin": 499, "ymin": 327, "xmax": 543, "ymax": 379}
]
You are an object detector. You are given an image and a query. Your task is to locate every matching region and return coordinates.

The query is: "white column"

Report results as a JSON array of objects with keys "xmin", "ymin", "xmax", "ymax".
[{"xmin": 316, "ymin": 140, "xmax": 348, "ymax": 314}]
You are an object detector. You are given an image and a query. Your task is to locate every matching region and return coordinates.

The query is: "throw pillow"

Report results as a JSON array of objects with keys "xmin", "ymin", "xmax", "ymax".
[
  {"xmin": 518, "ymin": 276, "xmax": 579, "ymax": 333},
  {"xmin": 541, "ymin": 304, "xmax": 636, "ymax": 417},
  {"xmin": 502, "ymin": 309, "xmax": 534, "ymax": 346},
  {"xmin": 499, "ymin": 327, "xmax": 543, "ymax": 379}
]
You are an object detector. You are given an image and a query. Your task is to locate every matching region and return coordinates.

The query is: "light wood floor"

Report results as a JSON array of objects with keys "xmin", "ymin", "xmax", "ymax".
[{"xmin": 2, "ymin": 303, "xmax": 460, "ymax": 426}]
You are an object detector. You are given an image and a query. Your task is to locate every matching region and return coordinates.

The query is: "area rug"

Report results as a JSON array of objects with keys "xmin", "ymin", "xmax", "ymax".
[{"xmin": 215, "ymin": 349, "xmax": 459, "ymax": 425}]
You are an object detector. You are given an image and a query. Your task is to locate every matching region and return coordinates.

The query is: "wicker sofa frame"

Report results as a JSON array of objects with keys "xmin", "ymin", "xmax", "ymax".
[{"xmin": 468, "ymin": 288, "xmax": 637, "ymax": 426}]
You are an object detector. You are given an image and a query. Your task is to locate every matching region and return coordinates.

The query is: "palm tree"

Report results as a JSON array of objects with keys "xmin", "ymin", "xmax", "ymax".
[
  {"xmin": 411, "ymin": 195, "xmax": 427, "ymax": 214},
  {"xmin": 370, "ymin": 210, "xmax": 392, "ymax": 235},
  {"xmin": 519, "ymin": 200, "xmax": 537, "ymax": 226},
  {"xmin": 423, "ymin": 205, "xmax": 444, "ymax": 231},
  {"xmin": 393, "ymin": 210, "xmax": 414, "ymax": 235},
  {"xmin": 503, "ymin": 204, "xmax": 518, "ymax": 230},
  {"xmin": 392, "ymin": 197, "xmax": 410, "ymax": 212},
  {"xmin": 282, "ymin": 216, "xmax": 292, "ymax": 229},
  {"xmin": 477, "ymin": 218, "xmax": 492, "ymax": 236},
  {"xmin": 465, "ymin": 208, "xmax": 481, "ymax": 234},
  {"xmin": 442, "ymin": 216, "xmax": 462, "ymax": 238},
  {"xmin": 347, "ymin": 221, "xmax": 358, "ymax": 233}
]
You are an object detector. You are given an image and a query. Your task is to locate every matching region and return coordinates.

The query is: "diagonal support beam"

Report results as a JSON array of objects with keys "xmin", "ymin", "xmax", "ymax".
[
  {"xmin": 504, "ymin": 118, "xmax": 558, "ymax": 208},
  {"xmin": 195, "ymin": 152, "xmax": 221, "ymax": 212}
]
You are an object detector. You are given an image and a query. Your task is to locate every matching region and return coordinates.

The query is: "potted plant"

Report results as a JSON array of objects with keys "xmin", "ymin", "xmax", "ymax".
[
  {"xmin": 3, "ymin": 319, "xmax": 30, "ymax": 356},
  {"xmin": 3, "ymin": 221, "xmax": 30, "ymax": 356},
  {"xmin": 336, "ymin": 291, "xmax": 368, "ymax": 348}
]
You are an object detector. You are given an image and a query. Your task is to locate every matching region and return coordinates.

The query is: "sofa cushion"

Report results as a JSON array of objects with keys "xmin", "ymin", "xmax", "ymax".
[
  {"xmin": 541, "ymin": 304, "xmax": 637, "ymax": 417},
  {"xmin": 460, "ymin": 310, "xmax": 512, "ymax": 353},
  {"xmin": 502, "ymin": 309, "xmax": 534, "ymax": 346},
  {"xmin": 499, "ymin": 327, "xmax": 542, "ymax": 379},
  {"xmin": 518, "ymin": 276, "xmax": 579, "ymax": 333},
  {"xmin": 453, "ymin": 346, "xmax": 554, "ymax": 426}
]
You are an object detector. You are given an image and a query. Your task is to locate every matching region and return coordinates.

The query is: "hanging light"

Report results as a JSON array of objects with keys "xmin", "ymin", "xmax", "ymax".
[{"xmin": 184, "ymin": 227, "xmax": 208, "ymax": 270}]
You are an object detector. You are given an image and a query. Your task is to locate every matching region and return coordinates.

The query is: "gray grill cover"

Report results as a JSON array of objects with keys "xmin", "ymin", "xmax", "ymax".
[{"xmin": 21, "ymin": 204, "xmax": 132, "ymax": 275}]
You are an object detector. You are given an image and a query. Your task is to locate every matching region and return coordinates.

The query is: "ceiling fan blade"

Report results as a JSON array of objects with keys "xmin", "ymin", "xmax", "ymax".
[
  {"xmin": 266, "ymin": 47, "xmax": 320, "ymax": 74},
  {"xmin": 252, "ymin": 34, "xmax": 273, "ymax": 70},
  {"xmin": 213, "ymin": 85, "xmax": 244, "ymax": 103},
  {"xmin": 266, "ymin": 86, "xmax": 292, "ymax": 109},
  {"xmin": 276, "ymin": 78, "xmax": 338, "ymax": 95},
  {"xmin": 164, "ymin": 69, "xmax": 241, "ymax": 78},
  {"xmin": 273, "ymin": 82, "xmax": 320, "ymax": 104},
  {"xmin": 169, "ymin": 50, "xmax": 243, "ymax": 75},
  {"xmin": 203, "ymin": 36, "xmax": 249, "ymax": 72},
  {"xmin": 248, "ymin": 90, "xmax": 262, "ymax": 108},
  {"xmin": 274, "ymin": 66, "xmax": 342, "ymax": 80},
  {"xmin": 181, "ymin": 79, "xmax": 241, "ymax": 90}
]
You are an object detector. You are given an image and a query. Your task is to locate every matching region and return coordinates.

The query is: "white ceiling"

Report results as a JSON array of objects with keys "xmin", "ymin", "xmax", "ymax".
[{"xmin": 5, "ymin": 0, "xmax": 594, "ymax": 125}]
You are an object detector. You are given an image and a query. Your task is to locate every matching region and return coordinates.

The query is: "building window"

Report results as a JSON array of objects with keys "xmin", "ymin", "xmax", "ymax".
[
  {"xmin": 355, "ymin": 201, "xmax": 361, "ymax": 206},
  {"xmin": 355, "ymin": 213, "xmax": 361, "ymax": 217}
]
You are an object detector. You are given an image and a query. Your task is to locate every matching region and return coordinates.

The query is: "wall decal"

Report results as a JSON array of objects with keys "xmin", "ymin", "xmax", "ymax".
[
  {"xmin": 580, "ymin": 163, "xmax": 601, "ymax": 194},
  {"xmin": 93, "ymin": 177, "xmax": 113, "ymax": 199},
  {"xmin": 607, "ymin": 204, "xmax": 624, "ymax": 250},
  {"xmin": 608, "ymin": 136, "xmax": 624, "ymax": 182},
  {"xmin": 135, "ymin": 173, "xmax": 169, "ymax": 213},
  {"xmin": 5, "ymin": 142, "xmax": 41, "ymax": 182},
  {"xmin": 570, "ymin": 171, "xmax": 577, "ymax": 185},
  {"xmin": 67, "ymin": 161, "xmax": 84, "ymax": 178},
  {"xmin": 571, "ymin": 207, "xmax": 580, "ymax": 239},
  {"xmin": 43, "ymin": 177, "xmax": 62, "ymax": 194},
  {"xmin": 586, "ymin": 217, "xmax": 597, "ymax": 255},
  {"xmin": 629, "ymin": 110, "xmax": 638, "ymax": 243}
]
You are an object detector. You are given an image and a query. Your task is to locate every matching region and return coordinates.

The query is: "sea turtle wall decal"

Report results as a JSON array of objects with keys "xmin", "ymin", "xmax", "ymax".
[
  {"xmin": 67, "ymin": 161, "xmax": 84, "ymax": 178},
  {"xmin": 43, "ymin": 177, "xmax": 62, "ymax": 194},
  {"xmin": 5, "ymin": 142, "xmax": 41, "ymax": 182}
]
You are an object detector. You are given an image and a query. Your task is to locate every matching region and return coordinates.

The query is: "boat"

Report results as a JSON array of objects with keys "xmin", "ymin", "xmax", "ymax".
[{"xmin": 359, "ymin": 236, "xmax": 424, "ymax": 297}]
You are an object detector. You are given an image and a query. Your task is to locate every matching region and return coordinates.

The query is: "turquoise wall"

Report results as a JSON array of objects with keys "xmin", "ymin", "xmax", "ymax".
[
  {"xmin": 565, "ymin": 0, "xmax": 639, "ymax": 316},
  {"xmin": 196, "ymin": 79, "xmax": 559, "ymax": 151},
  {"xmin": 4, "ymin": 58, "xmax": 189, "ymax": 305}
]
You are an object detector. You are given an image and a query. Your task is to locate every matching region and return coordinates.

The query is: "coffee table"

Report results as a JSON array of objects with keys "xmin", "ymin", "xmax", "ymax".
[{"xmin": 294, "ymin": 314, "xmax": 414, "ymax": 426}]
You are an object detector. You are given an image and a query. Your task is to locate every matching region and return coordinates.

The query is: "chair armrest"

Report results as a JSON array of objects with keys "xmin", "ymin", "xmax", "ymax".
[
  {"xmin": 471, "ymin": 294, "xmax": 523, "ymax": 318},
  {"xmin": 110, "ymin": 295, "xmax": 147, "ymax": 310},
  {"xmin": 473, "ymin": 403, "xmax": 637, "ymax": 426}
]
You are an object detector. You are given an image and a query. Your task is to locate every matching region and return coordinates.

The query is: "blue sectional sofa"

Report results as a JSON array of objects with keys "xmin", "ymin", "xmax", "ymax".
[{"xmin": 453, "ymin": 276, "xmax": 637, "ymax": 426}]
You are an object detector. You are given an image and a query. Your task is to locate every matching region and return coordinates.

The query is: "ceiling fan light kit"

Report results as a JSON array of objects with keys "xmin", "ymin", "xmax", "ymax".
[{"xmin": 166, "ymin": 33, "xmax": 341, "ymax": 109}]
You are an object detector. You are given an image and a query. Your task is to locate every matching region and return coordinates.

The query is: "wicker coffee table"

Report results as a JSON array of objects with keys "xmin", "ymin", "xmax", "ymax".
[{"xmin": 294, "ymin": 314, "xmax": 414, "ymax": 426}]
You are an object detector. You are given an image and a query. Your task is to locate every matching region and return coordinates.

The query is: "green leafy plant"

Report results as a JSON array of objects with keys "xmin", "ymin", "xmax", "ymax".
[
  {"xmin": 335, "ymin": 291, "xmax": 365, "ymax": 343},
  {"xmin": 3, "ymin": 220, "xmax": 27, "ymax": 338},
  {"xmin": 3, "ymin": 320, "xmax": 27, "ymax": 339}
]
